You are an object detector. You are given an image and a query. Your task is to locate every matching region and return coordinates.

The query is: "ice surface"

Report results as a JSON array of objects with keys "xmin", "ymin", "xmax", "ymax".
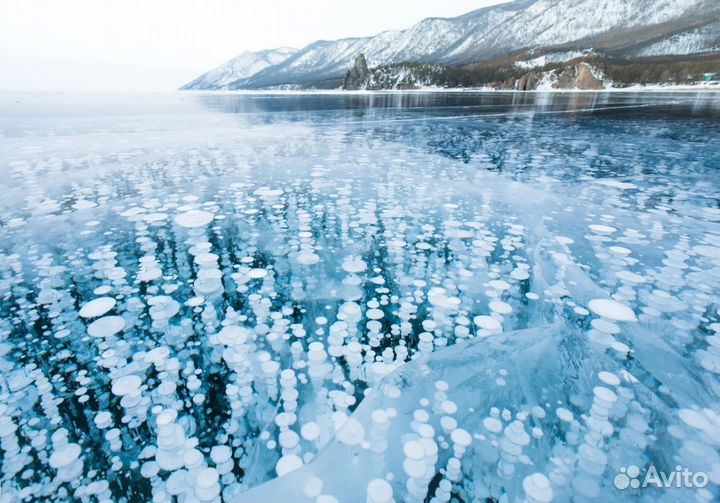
[{"xmin": 0, "ymin": 92, "xmax": 719, "ymax": 503}]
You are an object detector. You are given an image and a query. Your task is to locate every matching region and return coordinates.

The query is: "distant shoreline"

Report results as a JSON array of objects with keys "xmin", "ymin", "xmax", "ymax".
[
  {"xmin": 180, "ymin": 85, "xmax": 720, "ymax": 95},
  {"xmin": 4, "ymin": 86, "xmax": 718, "ymax": 96}
]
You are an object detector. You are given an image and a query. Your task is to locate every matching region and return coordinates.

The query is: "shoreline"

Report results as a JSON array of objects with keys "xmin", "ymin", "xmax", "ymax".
[
  {"xmin": 3, "ymin": 85, "xmax": 718, "ymax": 96},
  {"xmin": 179, "ymin": 84, "xmax": 720, "ymax": 95}
]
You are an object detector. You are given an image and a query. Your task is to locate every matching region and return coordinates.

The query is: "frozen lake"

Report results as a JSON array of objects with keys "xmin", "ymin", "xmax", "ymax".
[{"xmin": 1, "ymin": 91, "xmax": 720, "ymax": 503}]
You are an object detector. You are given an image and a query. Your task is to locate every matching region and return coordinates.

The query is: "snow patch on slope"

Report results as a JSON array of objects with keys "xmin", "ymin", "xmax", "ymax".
[
  {"xmin": 535, "ymin": 71, "xmax": 559, "ymax": 90},
  {"xmin": 636, "ymin": 21, "xmax": 720, "ymax": 56},
  {"xmin": 515, "ymin": 50, "xmax": 593, "ymax": 69}
]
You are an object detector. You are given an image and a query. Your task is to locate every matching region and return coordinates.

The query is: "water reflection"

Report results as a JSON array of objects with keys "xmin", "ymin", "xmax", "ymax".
[
  {"xmin": 192, "ymin": 92, "xmax": 720, "ymax": 186},
  {"xmin": 196, "ymin": 90, "xmax": 720, "ymax": 123}
]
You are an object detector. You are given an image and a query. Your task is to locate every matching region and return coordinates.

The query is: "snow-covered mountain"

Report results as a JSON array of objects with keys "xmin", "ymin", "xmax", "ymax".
[
  {"xmin": 183, "ymin": 0, "xmax": 720, "ymax": 90},
  {"xmin": 180, "ymin": 47, "xmax": 297, "ymax": 90},
  {"xmin": 440, "ymin": 0, "xmax": 717, "ymax": 62}
]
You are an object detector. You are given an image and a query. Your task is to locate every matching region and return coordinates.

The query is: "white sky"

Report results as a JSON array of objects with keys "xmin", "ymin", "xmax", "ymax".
[{"xmin": 0, "ymin": 0, "xmax": 503, "ymax": 92}]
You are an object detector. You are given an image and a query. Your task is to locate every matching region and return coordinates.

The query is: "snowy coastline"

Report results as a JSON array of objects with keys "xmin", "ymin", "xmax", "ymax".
[{"xmin": 181, "ymin": 83, "xmax": 720, "ymax": 95}]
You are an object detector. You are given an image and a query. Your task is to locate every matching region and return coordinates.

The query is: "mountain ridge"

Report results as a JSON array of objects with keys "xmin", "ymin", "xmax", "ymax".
[
  {"xmin": 180, "ymin": 47, "xmax": 297, "ymax": 90},
  {"xmin": 182, "ymin": 0, "xmax": 720, "ymax": 90}
]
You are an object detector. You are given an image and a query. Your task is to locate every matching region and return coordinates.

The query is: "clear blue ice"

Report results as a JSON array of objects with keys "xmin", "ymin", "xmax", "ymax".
[{"xmin": 0, "ymin": 92, "xmax": 719, "ymax": 503}]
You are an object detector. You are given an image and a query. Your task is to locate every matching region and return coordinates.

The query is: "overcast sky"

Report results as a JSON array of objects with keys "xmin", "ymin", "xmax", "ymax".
[{"xmin": 1, "ymin": 0, "xmax": 504, "ymax": 92}]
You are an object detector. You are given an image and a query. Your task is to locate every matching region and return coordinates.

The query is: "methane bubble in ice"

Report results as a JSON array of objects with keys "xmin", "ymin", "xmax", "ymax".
[
  {"xmin": 341, "ymin": 257, "xmax": 367, "ymax": 273},
  {"xmin": 87, "ymin": 316, "xmax": 126, "ymax": 338},
  {"xmin": 174, "ymin": 209, "xmax": 214, "ymax": 228},
  {"xmin": 78, "ymin": 297, "xmax": 116, "ymax": 318},
  {"xmin": 276, "ymin": 455, "xmax": 303, "ymax": 476},
  {"xmin": 588, "ymin": 299, "xmax": 637, "ymax": 322}
]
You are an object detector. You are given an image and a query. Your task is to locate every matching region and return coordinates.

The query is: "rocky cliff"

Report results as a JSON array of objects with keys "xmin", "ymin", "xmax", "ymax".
[
  {"xmin": 343, "ymin": 54, "xmax": 370, "ymax": 90},
  {"xmin": 515, "ymin": 62, "xmax": 605, "ymax": 90}
]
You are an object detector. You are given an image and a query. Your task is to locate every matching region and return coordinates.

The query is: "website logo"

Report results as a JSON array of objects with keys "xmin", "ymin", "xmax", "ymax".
[{"xmin": 614, "ymin": 465, "xmax": 708, "ymax": 490}]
